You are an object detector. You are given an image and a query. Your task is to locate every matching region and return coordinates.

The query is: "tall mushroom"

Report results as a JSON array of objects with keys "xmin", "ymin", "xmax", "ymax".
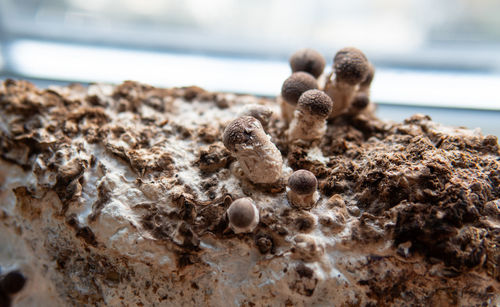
[
  {"xmin": 324, "ymin": 47, "xmax": 370, "ymax": 118},
  {"xmin": 280, "ymin": 72, "xmax": 318, "ymax": 125},
  {"xmin": 223, "ymin": 116, "xmax": 283, "ymax": 184},
  {"xmin": 288, "ymin": 89, "xmax": 333, "ymax": 142}
]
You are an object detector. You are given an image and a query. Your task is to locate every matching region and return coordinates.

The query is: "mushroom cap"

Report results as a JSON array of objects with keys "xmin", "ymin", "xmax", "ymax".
[
  {"xmin": 289, "ymin": 48, "xmax": 326, "ymax": 78},
  {"xmin": 360, "ymin": 63, "xmax": 375, "ymax": 87},
  {"xmin": 227, "ymin": 198, "xmax": 257, "ymax": 229},
  {"xmin": 240, "ymin": 104, "xmax": 273, "ymax": 128},
  {"xmin": 351, "ymin": 92, "xmax": 370, "ymax": 109},
  {"xmin": 333, "ymin": 47, "xmax": 369, "ymax": 85},
  {"xmin": 1, "ymin": 271, "xmax": 26, "ymax": 294},
  {"xmin": 288, "ymin": 170, "xmax": 317, "ymax": 195},
  {"xmin": 223, "ymin": 116, "xmax": 264, "ymax": 152},
  {"xmin": 297, "ymin": 89, "xmax": 333, "ymax": 118},
  {"xmin": 281, "ymin": 72, "xmax": 318, "ymax": 106}
]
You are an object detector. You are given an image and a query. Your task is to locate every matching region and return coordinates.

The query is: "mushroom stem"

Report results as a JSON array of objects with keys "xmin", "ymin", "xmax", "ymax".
[
  {"xmin": 234, "ymin": 133, "xmax": 282, "ymax": 184},
  {"xmin": 279, "ymin": 96, "xmax": 295, "ymax": 125},
  {"xmin": 288, "ymin": 111, "xmax": 326, "ymax": 142},
  {"xmin": 324, "ymin": 77, "xmax": 358, "ymax": 118},
  {"xmin": 287, "ymin": 190, "xmax": 320, "ymax": 209}
]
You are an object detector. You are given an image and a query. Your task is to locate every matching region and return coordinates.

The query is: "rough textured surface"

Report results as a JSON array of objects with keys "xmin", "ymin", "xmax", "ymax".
[{"xmin": 1, "ymin": 79, "xmax": 499, "ymax": 306}]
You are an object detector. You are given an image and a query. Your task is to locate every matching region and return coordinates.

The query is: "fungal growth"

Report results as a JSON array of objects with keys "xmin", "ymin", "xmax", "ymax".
[
  {"xmin": 239, "ymin": 104, "xmax": 274, "ymax": 131},
  {"xmin": 0, "ymin": 271, "xmax": 26, "ymax": 295},
  {"xmin": 287, "ymin": 170, "xmax": 319, "ymax": 209},
  {"xmin": 280, "ymin": 72, "xmax": 318, "ymax": 124},
  {"xmin": 324, "ymin": 47, "xmax": 370, "ymax": 118},
  {"xmin": 346, "ymin": 62, "xmax": 375, "ymax": 116},
  {"xmin": 226, "ymin": 198, "xmax": 260, "ymax": 233},
  {"xmin": 288, "ymin": 89, "xmax": 333, "ymax": 142},
  {"xmin": 289, "ymin": 48, "xmax": 326, "ymax": 79},
  {"xmin": 223, "ymin": 116, "xmax": 283, "ymax": 184}
]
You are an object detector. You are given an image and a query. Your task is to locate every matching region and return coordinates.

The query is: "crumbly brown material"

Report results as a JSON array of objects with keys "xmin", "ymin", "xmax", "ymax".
[{"xmin": 1, "ymin": 79, "xmax": 499, "ymax": 306}]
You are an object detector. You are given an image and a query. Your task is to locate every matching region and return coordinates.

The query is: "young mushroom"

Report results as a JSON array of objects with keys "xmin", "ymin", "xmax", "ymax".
[
  {"xmin": 324, "ymin": 47, "xmax": 370, "ymax": 118},
  {"xmin": 280, "ymin": 72, "xmax": 318, "ymax": 125},
  {"xmin": 0, "ymin": 271, "xmax": 26, "ymax": 295},
  {"xmin": 227, "ymin": 198, "xmax": 259, "ymax": 233},
  {"xmin": 288, "ymin": 89, "xmax": 333, "ymax": 142},
  {"xmin": 289, "ymin": 48, "xmax": 326, "ymax": 79},
  {"xmin": 346, "ymin": 62, "xmax": 375, "ymax": 116},
  {"xmin": 239, "ymin": 104, "xmax": 274, "ymax": 131},
  {"xmin": 223, "ymin": 116, "xmax": 283, "ymax": 184},
  {"xmin": 287, "ymin": 170, "xmax": 319, "ymax": 209}
]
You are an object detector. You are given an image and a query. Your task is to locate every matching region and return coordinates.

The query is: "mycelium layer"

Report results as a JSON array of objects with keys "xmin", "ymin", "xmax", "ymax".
[{"xmin": 0, "ymin": 79, "xmax": 499, "ymax": 306}]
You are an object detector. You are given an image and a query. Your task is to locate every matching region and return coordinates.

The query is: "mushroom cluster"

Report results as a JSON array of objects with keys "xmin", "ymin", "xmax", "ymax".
[{"xmin": 221, "ymin": 46, "xmax": 374, "ymax": 231}]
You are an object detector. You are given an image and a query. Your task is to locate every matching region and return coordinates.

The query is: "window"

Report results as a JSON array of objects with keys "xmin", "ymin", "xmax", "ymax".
[{"xmin": 1, "ymin": 0, "xmax": 499, "ymax": 134}]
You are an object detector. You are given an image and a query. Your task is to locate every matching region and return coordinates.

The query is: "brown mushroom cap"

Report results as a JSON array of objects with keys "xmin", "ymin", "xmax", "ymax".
[
  {"xmin": 222, "ymin": 116, "xmax": 263, "ymax": 152},
  {"xmin": 227, "ymin": 198, "xmax": 256, "ymax": 228},
  {"xmin": 297, "ymin": 89, "xmax": 333, "ymax": 118},
  {"xmin": 289, "ymin": 48, "xmax": 326, "ymax": 78},
  {"xmin": 240, "ymin": 104, "xmax": 273, "ymax": 128},
  {"xmin": 351, "ymin": 92, "xmax": 370, "ymax": 109},
  {"xmin": 360, "ymin": 62, "xmax": 375, "ymax": 87},
  {"xmin": 288, "ymin": 170, "xmax": 317, "ymax": 195},
  {"xmin": 333, "ymin": 47, "xmax": 369, "ymax": 85},
  {"xmin": 281, "ymin": 72, "xmax": 318, "ymax": 106},
  {"xmin": 1, "ymin": 271, "xmax": 26, "ymax": 294}
]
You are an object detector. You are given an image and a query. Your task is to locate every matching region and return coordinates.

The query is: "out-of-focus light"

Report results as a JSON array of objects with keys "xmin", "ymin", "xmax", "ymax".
[
  {"xmin": 8, "ymin": 39, "xmax": 500, "ymax": 110},
  {"xmin": 0, "ymin": 45, "xmax": 4, "ymax": 71},
  {"xmin": 8, "ymin": 40, "xmax": 290, "ymax": 95}
]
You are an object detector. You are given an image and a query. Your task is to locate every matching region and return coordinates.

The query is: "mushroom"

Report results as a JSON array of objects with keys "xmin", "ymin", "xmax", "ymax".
[
  {"xmin": 346, "ymin": 62, "xmax": 375, "ymax": 116},
  {"xmin": 289, "ymin": 48, "xmax": 326, "ymax": 79},
  {"xmin": 287, "ymin": 170, "xmax": 319, "ymax": 209},
  {"xmin": 223, "ymin": 116, "xmax": 283, "ymax": 184},
  {"xmin": 227, "ymin": 198, "xmax": 259, "ymax": 233},
  {"xmin": 324, "ymin": 47, "xmax": 370, "ymax": 118},
  {"xmin": 0, "ymin": 271, "xmax": 26, "ymax": 295},
  {"xmin": 288, "ymin": 89, "xmax": 333, "ymax": 142},
  {"xmin": 239, "ymin": 104, "xmax": 274, "ymax": 131},
  {"xmin": 280, "ymin": 72, "xmax": 318, "ymax": 125}
]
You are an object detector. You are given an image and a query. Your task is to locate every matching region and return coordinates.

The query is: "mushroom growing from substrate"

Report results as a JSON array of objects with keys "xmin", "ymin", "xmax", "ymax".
[
  {"xmin": 324, "ymin": 47, "xmax": 370, "ymax": 118},
  {"xmin": 288, "ymin": 89, "xmax": 333, "ymax": 142},
  {"xmin": 227, "ymin": 198, "xmax": 260, "ymax": 233},
  {"xmin": 280, "ymin": 72, "xmax": 318, "ymax": 125},
  {"xmin": 287, "ymin": 170, "xmax": 319, "ymax": 209},
  {"xmin": 289, "ymin": 48, "xmax": 326, "ymax": 79},
  {"xmin": 346, "ymin": 62, "xmax": 375, "ymax": 116},
  {"xmin": 223, "ymin": 116, "xmax": 283, "ymax": 184},
  {"xmin": 239, "ymin": 104, "xmax": 274, "ymax": 131}
]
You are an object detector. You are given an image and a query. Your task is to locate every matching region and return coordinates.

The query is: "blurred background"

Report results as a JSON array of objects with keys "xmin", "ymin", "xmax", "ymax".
[{"xmin": 0, "ymin": 0, "xmax": 499, "ymax": 135}]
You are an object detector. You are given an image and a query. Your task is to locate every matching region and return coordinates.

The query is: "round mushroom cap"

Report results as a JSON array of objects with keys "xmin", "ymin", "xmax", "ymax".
[
  {"xmin": 223, "ymin": 116, "xmax": 264, "ymax": 152},
  {"xmin": 360, "ymin": 63, "xmax": 375, "ymax": 87},
  {"xmin": 227, "ymin": 198, "xmax": 256, "ymax": 229},
  {"xmin": 289, "ymin": 48, "xmax": 326, "ymax": 78},
  {"xmin": 297, "ymin": 89, "xmax": 333, "ymax": 118},
  {"xmin": 281, "ymin": 72, "xmax": 318, "ymax": 106},
  {"xmin": 240, "ymin": 104, "xmax": 273, "ymax": 128},
  {"xmin": 288, "ymin": 170, "xmax": 317, "ymax": 195},
  {"xmin": 1, "ymin": 271, "xmax": 26, "ymax": 294},
  {"xmin": 333, "ymin": 47, "xmax": 369, "ymax": 85},
  {"xmin": 351, "ymin": 92, "xmax": 370, "ymax": 109}
]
